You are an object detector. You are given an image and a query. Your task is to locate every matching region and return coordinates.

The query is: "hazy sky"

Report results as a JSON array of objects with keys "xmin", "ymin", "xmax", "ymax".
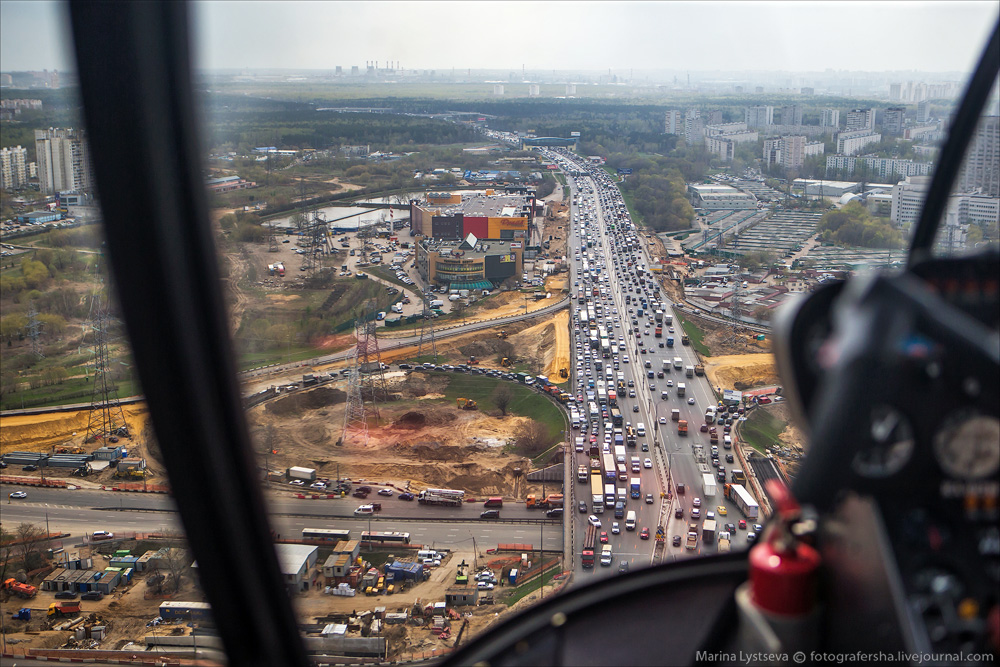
[{"xmin": 2, "ymin": 1, "xmax": 998, "ymax": 74}]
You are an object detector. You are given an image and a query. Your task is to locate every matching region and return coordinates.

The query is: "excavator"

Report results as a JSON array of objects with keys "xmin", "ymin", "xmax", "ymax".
[
  {"xmin": 500, "ymin": 357, "xmax": 514, "ymax": 368},
  {"xmin": 456, "ymin": 398, "xmax": 478, "ymax": 410},
  {"xmin": 496, "ymin": 330, "xmax": 509, "ymax": 339}
]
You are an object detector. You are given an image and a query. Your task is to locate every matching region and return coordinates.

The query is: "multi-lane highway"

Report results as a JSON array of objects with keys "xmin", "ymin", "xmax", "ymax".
[
  {"xmin": 0, "ymin": 484, "xmax": 565, "ymax": 551},
  {"xmin": 547, "ymin": 148, "xmax": 761, "ymax": 579}
]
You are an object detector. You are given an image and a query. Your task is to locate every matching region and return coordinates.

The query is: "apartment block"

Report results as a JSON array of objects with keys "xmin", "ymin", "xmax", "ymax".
[
  {"xmin": 0, "ymin": 145, "xmax": 28, "ymax": 190},
  {"xmin": 956, "ymin": 115, "xmax": 999, "ymax": 196},
  {"xmin": 744, "ymin": 105, "xmax": 774, "ymax": 128},
  {"xmin": 846, "ymin": 108, "xmax": 875, "ymax": 131},
  {"xmin": 836, "ymin": 130, "xmax": 882, "ymax": 155},
  {"xmin": 35, "ymin": 128, "xmax": 94, "ymax": 195},
  {"xmin": 820, "ymin": 108, "xmax": 840, "ymax": 128}
]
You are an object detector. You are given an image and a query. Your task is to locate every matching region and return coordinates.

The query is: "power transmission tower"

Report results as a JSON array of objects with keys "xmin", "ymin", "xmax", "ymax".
[
  {"xmin": 27, "ymin": 302, "xmax": 44, "ymax": 359},
  {"xmin": 721, "ymin": 280, "xmax": 748, "ymax": 349},
  {"xmin": 301, "ymin": 210, "xmax": 327, "ymax": 275},
  {"xmin": 355, "ymin": 300, "xmax": 389, "ymax": 419},
  {"xmin": 341, "ymin": 346, "xmax": 369, "ymax": 447},
  {"xmin": 416, "ymin": 294, "xmax": 438, "ymax": 364},
  {"xmin": 84, "ymin": 296, "xmax": 130, "ymax": 444},
  {"xmin": 267, "ymin": 220, "xmax": 279, "ymax": 253}
]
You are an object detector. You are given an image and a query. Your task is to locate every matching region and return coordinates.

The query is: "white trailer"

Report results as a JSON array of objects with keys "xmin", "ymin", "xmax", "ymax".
[{"xmin": 702, "ymin": 473, "xmax": 717, "ymax": 497}]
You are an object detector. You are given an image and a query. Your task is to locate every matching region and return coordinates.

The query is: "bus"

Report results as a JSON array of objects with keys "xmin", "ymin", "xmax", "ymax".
[
  {"xmin": 361, "ymin": 531, "xmax": 411, "ymax": 545},
  {"xmin": 301, "ymin": 528, "xmax": 351, "ymax": 542}
]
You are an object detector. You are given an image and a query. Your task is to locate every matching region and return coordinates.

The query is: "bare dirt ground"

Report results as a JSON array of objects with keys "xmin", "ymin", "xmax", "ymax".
[
  {"xmin": 541, "ymin": 201, "xmax": 570, "ymax": 259},
  {"xmin": 702, "ymin": 353, "xmax": 779, "ymax": 393},
  {"xmin": 248, "ymin": 373, "xmax": 535, "ymax": 497}
]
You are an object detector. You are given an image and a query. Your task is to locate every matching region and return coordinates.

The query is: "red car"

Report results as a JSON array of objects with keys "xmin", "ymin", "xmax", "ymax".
[
  {"xmin": 599, "ymin": 531, "xmax": 609, "ymax": 544},
  {"xmin": 640, "ymin": 527, "xmax": 650, "ymax": 540},
  {"xmin": 739, "ymin": 520, "xmax": 747, "ymax": 530}
]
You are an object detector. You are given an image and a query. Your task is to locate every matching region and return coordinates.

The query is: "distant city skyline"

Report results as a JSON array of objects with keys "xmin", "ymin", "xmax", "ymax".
[{"xmin": 1, "ymin": 1, "xmax": 998, "ymax": 75}]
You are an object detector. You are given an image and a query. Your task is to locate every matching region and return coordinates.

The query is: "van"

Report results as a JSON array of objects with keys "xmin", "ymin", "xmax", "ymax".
[
  {"xmin": 636, "ymin": 423, "xmax": 646, "ymax": 436},
  {"xmin": 614, "ymin": 501, "xmax": 625, "ymax": 519},
  {"xmin": 625, "ymin": 510, "xmax": 637, "ymax": 530},
  {"xmin": 483, "ymin": 497, "xmax": 503, "ymax": 508},
  {"xmin": 417, "ymin": 550, "xmax": 438, "ymax": 560},
  {"xmin": 723, "ymin": 436, "xmax": 733, "ymax": 449},
  {"xmin": 449, "ymin": 294, "xmax": 462, "ymax": 302},
  {"xmin": 480, "ymin": 509, "xmax": 501, "ymax": 519},
  {"xmin": 354, "ymin": 504, "xmax": 375, "ymax": 515},
  {"xmin": 376, "ymin": 311, "xmax": 386, "ymax": 321}
]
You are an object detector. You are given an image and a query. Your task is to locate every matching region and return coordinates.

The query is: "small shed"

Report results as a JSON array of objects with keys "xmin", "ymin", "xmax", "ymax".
[{"xmin": 445, "ymin": 587, "xmax": 479, "ymax": 607}]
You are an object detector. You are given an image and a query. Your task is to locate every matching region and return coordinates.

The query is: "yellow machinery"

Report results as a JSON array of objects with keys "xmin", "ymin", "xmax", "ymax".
[
  {"xmin": 496, "ymin": 330, "xmax": 509, "ymax": 339},
  {"xmin": 500, "ymin": 358, "xmax": 514, "ymax": 368},
  {"xmin": 457, "ymin": 398, "xmax": 478, "ymax": 410}
]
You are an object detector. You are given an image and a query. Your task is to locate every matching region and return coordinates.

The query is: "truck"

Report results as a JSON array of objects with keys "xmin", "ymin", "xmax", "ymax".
[
  {"xmin": 731, "ymin": 469, "xmax": 746, "ymax": 484},
  {"xmin": 686, "ymin": 524, "xmax": 699, "ymax": 550},
  {"xmin": 705, "ymin": 407, "xmax": 716, "ymax": 424},
  {"xmin": 609, "ymin": 406, "xmax": 623, "ymax": 426},
  {"xmin": 664, "ymin": 314, "xmax": 673, "ymax": 326},
  {"xmin": 602, "ymin": 454, "xmax": 617, "ymax": 482},
  {"xmin": 526, "ymin": 493, "xmax": 564, "ymax": 509},
  {"xmin": 391, "ymin": 302, "xmax": 403, "ymax": 314},
  {"xmin": 703, "ymin": 519, "xmax": 717, "ymax": 544},
  {"xmin": 685, "ymin": 365, "xmax": 694, "ymax": 378},
  {"xmin": 655, "ymin": 525, "xmax": 666, "ymax": 544},
  {"xmin": 604, "ymin": 483, "xmax": 616, "ymax": 509},
  {"xmin": 582, "ymin": 525, "xmax": 597, "ymax": 568},
  {"xmin": 682, "ymin": 334, "xmax": 690, "ymax": 346},
  {"xmin": 654, "ymin": 310, "xmax": 663, "ymax": 323},
  {"xmin": 578, "ymin": 465, "xmax": 589, "ymax": 483},
  {"xmin": 614, "ymin": 445, "xmax": 627, "ymax": 464},
  {"xmin": 694, "ymin": 364, "xmax": 705, "ymax": 376},
  {"xmin": 673, "ymin": 357, "xmax": 683, "ymax": 370},
  {"xmin": 671, "ymin": 409, "xmax": 681, "ymax": 421},
  {"xmin": 287, "ymin": 466, "xmax": 317, "ymax": 482},
  {"xmin": 2, "ymin": 578, "xmax": 38, "ymax": 599},
  {"xmin": 630, "ymin": 477, "xmax": 641, "ymax": 498},
  {"xmin": 666, "ymin": 336, "xmax": 674, "ymax": 347},
  {"xmin": 591, "ymin": 474, "xmax": 605, "ymax": 513},
  {"xmin": 630, "ymin": 456, "xmax": 641, "ymax": 473},
  {"xmin": 678, "ymin": 419, "xmax": 688, "ymax": 436},
  {"xmin": 677, "ymin": 383, "xmax": 686, "ymax": 397},
  {"xmin": 48, "ymin": 602, "xmax": 82, "ymax": 617},
  {"xmin": 703, "ymin": 473, "xmax": 717, "ymax": 497},
  {"xmin": 728, "ymin": 483, "xmax": 760, "ymax": 520},
  {"xmin": 417, "ymin": 488, "xmax": 465, "ymax": 507},
  {"xmin": 662, "ymin": 359, "xmax": 671, "ymax": 372},
  {"xmin": 655, "ymin": 326, "xmax": 662, "ymax": 338},
  {"xmin": 429, "ymin": 299, "xmax": 444, "ymax": 308},
  {"xmin": 718, "ymin": 531, "xmax": 731, "ymax": 553}
]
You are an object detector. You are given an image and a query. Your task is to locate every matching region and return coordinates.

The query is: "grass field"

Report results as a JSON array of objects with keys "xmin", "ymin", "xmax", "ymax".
[
  {"xmin": 739, "ymin": 407, "xmax": 785, "ymax": 453},
  {"xmin": 673, "ymin": 312, "xmax": 710, "ymax": 358},
  {"xmin": 431, "ymin": 372, "xmax": 566, "ymax": 445}
]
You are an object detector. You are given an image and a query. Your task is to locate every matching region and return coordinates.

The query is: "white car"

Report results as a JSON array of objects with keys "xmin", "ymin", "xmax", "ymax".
[
  {"xmin": 8, "ymin": 491, "xmax": 27, "ymax": 499},
  {"xmin": 667, "ymin": 380, "xmax": 674, "ymax": 387},
  {"xmin": 659, "ymin": 416, "xmax": 667, "ymax": 424},
  {"xmin": 588, "ymin": 515, "xmax": 602, "ymax": 528},
  {"xmin": 644, "ymin": 458, "xmax": 652, "ymax": 469},
  {"xmin": 688, "ymin": 397, "xmax": 696, "ymax": 405},
  {"xmin": 612, "ymin": 521, "xmax": 621, "ymax": 534}
]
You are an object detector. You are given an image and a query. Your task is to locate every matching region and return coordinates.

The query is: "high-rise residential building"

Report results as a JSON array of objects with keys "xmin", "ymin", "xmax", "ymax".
[
  {"xmin": 780, "ymin": 104, "xmax": 802, "ymax": 126},
  {"xmin": 566, "ymin": 83, "xmax": 576, "ymax": 96},
  {"xmin": 821, "ymin": 108, "xmax": 840, "ymax": 128},
  {"xmin": 705, "ymin": 109, "xmax": 723, "ymax": 125},
  {"xmin": 836, "ymin": 129, "xmax": 882, "ymax": 155},
  {"xmin": 884, "ymin": 107, "xmax": 906, "ymax": 135},
  {"xmin": 763, "ymin": 137, "xmax": 782, "ymax": 167},
  {"xmin": 35, "ymin": 128, "xmax": 94, "ymax": 195},
  {"xmin": 493, "ymin": 84, "xmax": 504, "ymax": 96},
  {"xmin": 780, "ymin": 135, "xmax": 807, "ymax": 170},
  {"xmin": 889, "ymin": 83, "xmax": 902, "ymax": 101},
  {"xmin": 665, "ymin": 110, "xmax": 683, "ymax": 135},
  {"xmin": 846, "ymin": 108, "xmax": 876, "ymax": 131},
  {"xmin": 917, "ymin": 100, "xmax": 931, "ymax": 123},
  {"xmin": 684, "ymin": 110, "xmax": 704, "ymax": 145},
  {"xmin": 0, "ymin": 145, "xmax": 28, "ymax": 190},
  {"xmin": 956, "ymin": 115, "xmax": 999, "ymax": 196},
  {"xmin": 528, "ymin": 84, "xmax": 540, "ymax": 97},
  {"xmin": 801, "ymin": 87, "xmax": 815, "ymax": 96},
  {"xmin": 745, "ymin": 105, "xmax": 774, "ymax": 128}
]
